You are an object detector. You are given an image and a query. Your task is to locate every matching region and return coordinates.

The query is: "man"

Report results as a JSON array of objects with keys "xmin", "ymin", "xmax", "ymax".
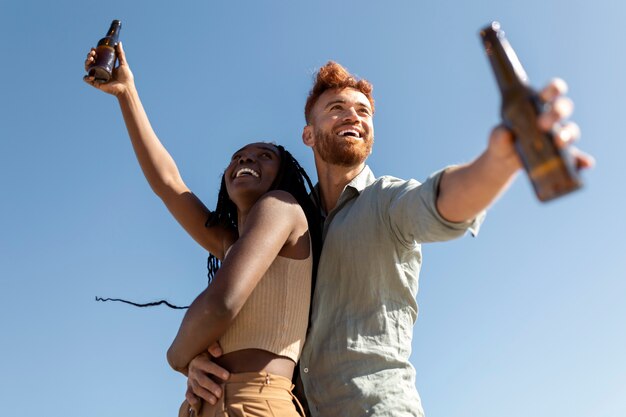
[{"xmin": 184, "ymin": 62, "xmax": 592, "ymax": 416}]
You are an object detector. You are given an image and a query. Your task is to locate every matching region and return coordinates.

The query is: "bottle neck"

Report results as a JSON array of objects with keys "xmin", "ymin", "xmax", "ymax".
[
  {"xmin": 481, "ymin": 24, "xmax": 528, "ymax": 94},
  {"xmin": 100, "ymin": 21, "xmax": 121, "ymax": 46}
]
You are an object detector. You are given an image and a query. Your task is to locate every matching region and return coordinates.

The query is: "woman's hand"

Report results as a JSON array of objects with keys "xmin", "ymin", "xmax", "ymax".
[{"xmin": 83, "ymin": 42, "xmax": 133, "ymax": 97}]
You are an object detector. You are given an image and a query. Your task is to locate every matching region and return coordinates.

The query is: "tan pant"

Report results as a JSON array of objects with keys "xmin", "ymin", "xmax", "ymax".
[{"xmin": 178, "ymin": 372, "xmax": 305, "ymax": 417}]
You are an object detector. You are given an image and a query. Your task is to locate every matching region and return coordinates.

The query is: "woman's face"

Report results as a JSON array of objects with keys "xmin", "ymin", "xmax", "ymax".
[{"xmin": 224, "ymin": 142, "xmax": 282, "ymax": 208}]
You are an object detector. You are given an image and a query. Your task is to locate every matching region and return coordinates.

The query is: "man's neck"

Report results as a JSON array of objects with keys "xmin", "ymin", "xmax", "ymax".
[{"xmin": 314, "ymin": 156, "xmax": 365, "ymax": 213}]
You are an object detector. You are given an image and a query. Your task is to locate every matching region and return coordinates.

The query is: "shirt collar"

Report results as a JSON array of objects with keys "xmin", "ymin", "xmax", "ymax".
[
  {"xmin": 345, "ymin": 165, "xmax": 376, "ymax": 194},
  {"xmin": 312, "ymin": 165, "xmax": 376, "ymax": 218},
  {"xmin": 312, "ymin": 165, "xmax": 376, "ymax": 201}
]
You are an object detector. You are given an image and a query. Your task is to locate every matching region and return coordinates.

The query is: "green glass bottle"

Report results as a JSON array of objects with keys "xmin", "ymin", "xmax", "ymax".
[
  {"xmin": 480, "ymin": 21, "xmax": 582, "ymax": 202},
  {"xmin": 88, "ymin": 20, "xmax": 122, "ymax": 83}
]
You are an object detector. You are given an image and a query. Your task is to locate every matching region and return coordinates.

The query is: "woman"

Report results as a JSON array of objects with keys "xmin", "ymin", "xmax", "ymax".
[{"xmin": 84, "ymin": 42, "xmax": 319, "ymax": 417}]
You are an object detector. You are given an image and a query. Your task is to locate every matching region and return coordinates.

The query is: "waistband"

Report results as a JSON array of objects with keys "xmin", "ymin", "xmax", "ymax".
[
  {"xmin": 181, "ymin": 372, "xmax": 305, "ymax": 417},
  {"xmin": 226, "ymin": 372, "xmax": 294, "ymax": 388},
  {"xmin": 224, "ymin": 372, "xmax": 295, "ymax": 401}
]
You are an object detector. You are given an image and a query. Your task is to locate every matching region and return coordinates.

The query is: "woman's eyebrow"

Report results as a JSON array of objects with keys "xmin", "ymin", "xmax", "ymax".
[{"xmin": 232, "ymin": 144, "xmax": 279, "ymax": 156}]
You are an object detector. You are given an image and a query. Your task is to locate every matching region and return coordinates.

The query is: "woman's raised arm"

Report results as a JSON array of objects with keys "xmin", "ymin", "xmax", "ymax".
[{"xmin": 84, "ymin": 43, "xmax": 233, "ymax": 258}]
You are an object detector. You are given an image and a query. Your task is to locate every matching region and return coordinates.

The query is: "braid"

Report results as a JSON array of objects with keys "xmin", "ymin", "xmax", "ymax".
[
  {"xmin": 272, "ymin": 146, "xmax": 322, "ymax": 286},
  {"xmin": 96, "ymin": 143, "xmax": 321, "ymax": 310},
  {"xmin": 205, "ymin": 174, "xmax": 238, "ymax": 284},
  {"xmin": 95, "ymin": 296, "xmax": 188, "ymax": 309},
  {"xmin": 205, "ymin": 145, "xmax": 322, "ymax": 288}
]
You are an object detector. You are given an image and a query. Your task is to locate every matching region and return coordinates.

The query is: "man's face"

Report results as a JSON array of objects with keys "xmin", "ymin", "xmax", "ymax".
[{"xmin": 306, "ymin": 88, "xmax": 374, "ymax": 167}]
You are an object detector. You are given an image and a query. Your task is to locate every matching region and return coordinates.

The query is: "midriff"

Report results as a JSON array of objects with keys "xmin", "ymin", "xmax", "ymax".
[{"xmin": 215, "ymin": 348, "xmax": 296, "ymax": 380}]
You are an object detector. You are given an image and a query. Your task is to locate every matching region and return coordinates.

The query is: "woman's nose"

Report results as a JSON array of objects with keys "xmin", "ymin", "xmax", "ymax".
[{"xmin": 238, "ymin": 152, "xmax": 255, "ymax": 163}]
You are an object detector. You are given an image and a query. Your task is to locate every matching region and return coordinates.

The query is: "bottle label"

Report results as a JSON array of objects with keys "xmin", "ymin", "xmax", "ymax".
[{"xmin": 528, "ymin": 157, "xmax": 564, "ymax": 181}]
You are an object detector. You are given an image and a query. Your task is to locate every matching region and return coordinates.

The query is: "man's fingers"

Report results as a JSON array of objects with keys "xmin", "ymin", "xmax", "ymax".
[
  {"xmin": 189, "ymin": 378, "xmax": 219, "ymax": 405},
  {"xmin": 190, "ymin": 368, "xmax": 223, "ymax": 398},
  {"xmin": 191, "ymin": 354, "xmax": 229, "ymax": 381},
  {"xmin": 570, "ymin": 146, "xmax": 596, "ymax": 170},
  {"xmin": 538, "ymin": 96, "xmax": 574, "ymax": 131},
  {"xmin": 178, "ymin": 399, "xmax": 200, "ymax": 417},
  {"xmin": 184, "ymin": 350, "xmax": 228, "ymax": 408},
  {"xmin": 207, "ymin": 342, "xmax": 223, "ymax": 358},
  {"xmin": 553, "ymin": 121, "xmax": 581, "ymax": 147},
  {"xmin": 492, "ymin": 124, "xmax": 514, "ymax": 140},
  {"xmin": 204, "ymin": 361, "xmax": 229, "ymax": 381},
  {"xmin": 187, "ymin": 355, "xmax": 225, "ymax": 401},
  {"xmin": 185, "ymin": 387, "xmax": 203, "ymax": 411},
  {"xmin": 535, "ymin": 78, "xmax": 589, "ymax": 171},
  {"xmin": 538, "ymin": 77, "xmax": 568, "ymax": 103}
]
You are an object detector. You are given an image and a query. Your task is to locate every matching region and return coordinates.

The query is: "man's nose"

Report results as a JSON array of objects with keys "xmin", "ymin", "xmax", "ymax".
[{"xmin": 342, "ymin": 107, "xmax": 359, "ymax": 121}]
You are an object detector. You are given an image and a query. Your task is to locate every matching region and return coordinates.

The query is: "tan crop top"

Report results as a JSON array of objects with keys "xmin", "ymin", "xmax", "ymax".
[{"xmin": 218, "ymin": 246, "xmax": 312, "ymax": 363}]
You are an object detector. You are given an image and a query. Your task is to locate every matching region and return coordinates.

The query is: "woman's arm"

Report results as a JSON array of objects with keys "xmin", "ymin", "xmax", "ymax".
[
  {"xmin": 166, "ymin": 191, "xmax": 309, "ymax": 373},
  {"xmin": 84, "ymin": 43, "xmax": 232, "ymax": 257}
]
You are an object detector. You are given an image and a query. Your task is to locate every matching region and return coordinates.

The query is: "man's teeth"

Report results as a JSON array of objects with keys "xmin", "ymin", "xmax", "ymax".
[
  {"xmin": 235, "ymin": 168, "xmax": 260, "ymax": 178},
  {"xmin": 337, "ymin": 129, "xmax": 361, "ymax": 138}
]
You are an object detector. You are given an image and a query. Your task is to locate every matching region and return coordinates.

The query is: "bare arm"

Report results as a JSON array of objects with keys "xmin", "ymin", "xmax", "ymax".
[
  {"xmin": 436, "ymin": 126, "xmax": 520, "ymax": 223},
  {"xmin": 84, "ymin": 43, "xmax": 232, "ymax": 257},
  {"xmin": 436, "ymin": 79, "xmax": 594, "ymax": 223},
  {"xmin": 166, "ymin": 191, "xmax": 309, "ymax": 372}
]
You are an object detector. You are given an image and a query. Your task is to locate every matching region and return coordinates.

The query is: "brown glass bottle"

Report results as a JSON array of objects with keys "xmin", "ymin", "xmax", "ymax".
[
  {"xmin": 88, "ymin": 20, "xmax": 122, "ymax": 83},
  {"xmin": 480, "ymin": 21, "xmax": 582, "ymax": 202}
]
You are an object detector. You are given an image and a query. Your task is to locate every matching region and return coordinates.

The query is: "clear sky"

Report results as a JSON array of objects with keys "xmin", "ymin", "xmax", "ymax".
[{"xmin": 1, "ymin": 1, "xmax": 624, "ymax": 416}]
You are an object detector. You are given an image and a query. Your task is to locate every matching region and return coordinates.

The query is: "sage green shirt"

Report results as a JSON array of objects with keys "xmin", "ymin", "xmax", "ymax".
[{"xmin": 299, "ymin": 166, "xmax": 483, "ymax": 417}]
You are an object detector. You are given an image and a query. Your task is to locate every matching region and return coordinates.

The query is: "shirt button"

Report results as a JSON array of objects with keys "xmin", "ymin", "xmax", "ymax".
[{"xmin": 303, "ymin": 368, "xmax": 309, "ymax": 373}]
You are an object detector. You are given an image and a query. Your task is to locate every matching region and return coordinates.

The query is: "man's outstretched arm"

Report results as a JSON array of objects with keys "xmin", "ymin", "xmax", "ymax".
[{"xmin": 436, "ymin": 78, "xmax": 594, "ymax": 223}]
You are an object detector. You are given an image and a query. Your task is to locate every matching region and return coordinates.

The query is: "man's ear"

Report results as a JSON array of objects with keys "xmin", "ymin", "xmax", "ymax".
[{"xmin": 302, "ymin": 125, "xmax": 315, "ymax": 147}]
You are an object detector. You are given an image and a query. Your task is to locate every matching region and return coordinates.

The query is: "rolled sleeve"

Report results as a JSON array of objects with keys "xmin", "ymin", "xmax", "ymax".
[
  {"xmin": 386, "ymin": 168, "xmax": 485, "ymax": 245},
  {"xmin": 426, "ymin": 167, "xmax": 485, "ymax": 237}
]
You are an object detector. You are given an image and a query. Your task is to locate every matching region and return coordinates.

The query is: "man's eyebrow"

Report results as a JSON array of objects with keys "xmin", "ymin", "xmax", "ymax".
[
  {"xmin": 324, "ymin": 99, "xmax": 347, "ymax": 109},
  {"xmin": 325, "ymin": 99, "xmax": 371, "ymax": 110}
]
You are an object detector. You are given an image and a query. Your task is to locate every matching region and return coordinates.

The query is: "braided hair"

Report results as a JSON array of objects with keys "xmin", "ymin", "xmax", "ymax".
[
  {"xmin": 97, "ymin": 144, "xmax": 321, "ymax": 309},
  {"xmin": 206, "ymin": 144, "xmax": 321, "ymax": 285}
]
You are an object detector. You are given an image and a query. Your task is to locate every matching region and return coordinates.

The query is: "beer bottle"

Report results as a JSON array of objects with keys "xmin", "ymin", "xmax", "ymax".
[
  {"xmin": 480, "ymin": 21, "xmax": 582, "ymax": 202},
  {"xmin": 87, "ymin": 20, "xmax": 122, "ymax": 83}
]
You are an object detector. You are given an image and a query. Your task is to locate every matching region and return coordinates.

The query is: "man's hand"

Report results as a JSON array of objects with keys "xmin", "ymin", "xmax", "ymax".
[
  {"xmin": 185, "ymin": 343, "xmax": 229, "ymax": 412},
  {"xmin": 437, "ymin": 78, "xmax": 594, "ymax": 223},
  {"xmin": 487, "ymin": 78, "xmax": 594, "ymax": 170}
]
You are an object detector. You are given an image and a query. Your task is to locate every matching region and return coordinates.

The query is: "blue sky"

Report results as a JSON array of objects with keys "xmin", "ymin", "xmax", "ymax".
[{"xmin": 1, "ymin": 1, "xmax": 625, "ymax": 416}]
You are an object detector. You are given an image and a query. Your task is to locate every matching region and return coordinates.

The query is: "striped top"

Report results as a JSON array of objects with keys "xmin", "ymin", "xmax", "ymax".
[{"xmin": 218, "ymin": 247, "xmax": 312, "ymax": 362}]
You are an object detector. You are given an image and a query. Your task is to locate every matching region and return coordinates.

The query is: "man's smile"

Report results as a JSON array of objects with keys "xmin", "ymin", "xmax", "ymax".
[{"xmin": 336, "ymin": 128, "xmax": 362, "ymax": 139}]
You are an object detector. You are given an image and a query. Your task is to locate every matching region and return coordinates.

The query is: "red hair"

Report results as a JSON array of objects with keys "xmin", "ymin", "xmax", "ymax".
[{"xmin": 304, "ymin": 61, "xmax": 375, "ymax": 124}]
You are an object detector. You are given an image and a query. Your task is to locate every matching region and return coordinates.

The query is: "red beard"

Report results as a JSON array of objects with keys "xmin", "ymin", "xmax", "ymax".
[{"xmin": 313, "ymin": 128, "xmax": 373, "ymax": 167}]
